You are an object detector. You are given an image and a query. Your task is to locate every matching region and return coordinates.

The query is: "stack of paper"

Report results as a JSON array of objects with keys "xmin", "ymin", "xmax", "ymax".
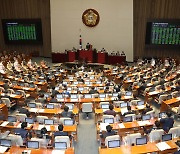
[
  {"xmin": 0, "ymin": 146, "xmax": 9, "ymax": 153},
  {"xmin": 52, "ymin": 150, "xmax": 65, "ymax": 154},
  {"xmin": 137, "ymin": 120, "xmax": 151, "ymax": 126},
  {"xmin": 156, "ymin": 142, "xmax": 171, "ymax": 151},
  {"xmin": 119, "ymin": 123, "xmax": 125, "ymax": 128},
  {"xmin": 99, "ymin": 123, "xmax": 109, "ymax": 131},
  {"xmin": 0, "ymin": 121, "xmax": 9, "ymax": 127}
]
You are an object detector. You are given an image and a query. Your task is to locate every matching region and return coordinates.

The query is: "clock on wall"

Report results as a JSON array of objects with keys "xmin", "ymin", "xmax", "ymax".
[{"xmin": 82, "ymin": 9, "xmax": 100, "ymax": 27}]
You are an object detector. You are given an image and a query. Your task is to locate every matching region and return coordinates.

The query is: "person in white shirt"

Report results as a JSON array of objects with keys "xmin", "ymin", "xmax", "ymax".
[{"xmin": 0, "ymin": 62, "xmax": 6, "ymax": 74}]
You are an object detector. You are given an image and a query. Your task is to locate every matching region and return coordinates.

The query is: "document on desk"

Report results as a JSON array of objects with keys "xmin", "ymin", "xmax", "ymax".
[
  {"xmin": 120, "ymin": 108, "xmax": 128, "ymax": 115},
  {"xmin": 70, "ymin": 98, "xmax": 79, "ymax": 102},
  {"xmin": 100, "ymin": 123, "xmax": 109, "ymax": 131},
  {"xmin": 9, "ymin": 94, "xmax": 17, "ymax": 97},
  {"xmin": 22, "ymin": 150, "xmax": 31, "ymax": 154},
  {"xmin": 29, "ymin": 108, "xmax": 39, "ymax": 113},
  {"xmin": 136, "ymin": 105, "xmax": 145, "ymax": 110},
  {"xmin": 38, "ymin": 109, "xmax": 44, "ymax": 113},
  {"xmin": 23, "ymin": 87, "xmax": 30, "ymax": 90},
  {"xmin": 52, "ymin": 150, "xmax": 65, "ymax": 154},
  {"xmin": 137, "ymin": 120, "xmax": 151, "ymax": 126},
  {"xmin": 0, "ymin": 146, "xmax": 9, "ymax": 153},
  {"xmin": 118, "ymin": 123, "xmax": 125, "ymax": 128},
  {"xmin": 123, "ymin": 96, "xmax": 132, "ymax": 99},
  {"xmin": 38, "ymin": 125, "xmax": 45, "ymax": 130},
  {"xmin": 156, "ymin": 142, "xmax": 171, "ymax": 151},
  {"xmin": 44, "ymin": 125, "xmax": 51, "ymax": 131},
  {"xmin": 17, "ymin": 123, "xmax": 22, "ymax": 128},
  {"xmin": 177, "ymin": 97, "xmax": 180, "ymax": 101},
  {"xmin": 0, "ymin": 121, "xmax": 9, "ymax": 127}
]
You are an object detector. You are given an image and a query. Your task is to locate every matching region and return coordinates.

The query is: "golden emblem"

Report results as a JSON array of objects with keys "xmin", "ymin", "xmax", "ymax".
[{"xmin": 82, "ymin": 9, "xmax": 100, "ymax": 27}]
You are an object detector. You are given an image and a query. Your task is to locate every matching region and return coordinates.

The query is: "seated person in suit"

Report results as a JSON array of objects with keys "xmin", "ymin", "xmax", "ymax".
[
  {"xmin": 100, "ymin": 125, "xmax": 116, "ymax": 139},
  {"xmin": 14, "ymin": 122, "xmax": 28, "ymax": 140},
  {"xmin": 142, "ymin": 104, "xmax": 153, "ymax": 115},
  {"xmin": 50, "ymin": 95, "xmax": 58, "ymax": 103},
  {"xmin": 123, "ymin": 106, "xmax": 135, "ymax": 116},
  {"xmin": 51, "ymin": 87, "xmax": 59, "ymax": 96},
  {"xmin": 38, "ymin": 127, "xmax": 51, "ymax": 140},
  {"xmin": 54, "ymin": 124, "xmax": 68, "ymax": 137},
  {"xmin": 160, "ymin": 111, "xmax": 174, "ymax": 133},
  {"xmin": 89, "ymin": 87, "xmax": 98, "ymax": 94},
  {"xmin": 143, "ymin": 120, "xmax": 162, "ymax": 134},
  {"xmin": 36, "ymin": 94, "xmax": 47, "ymax": 104},
  {"xmin": 61, "ymin": 106, "xmax": 74, "ymax": 118},
  {"xmin": 104, "ymin": 104, "xmax": 116, "ymax": 117},
  {"xmin": 3, "ymin": 80, "xmax": 10, "ymax": 93}
]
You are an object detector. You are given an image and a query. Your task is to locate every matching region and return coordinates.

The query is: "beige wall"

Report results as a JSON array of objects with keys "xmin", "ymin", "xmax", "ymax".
[{"xmin": 50, "ymin": 0, "xmax": 133, "ymax": 61}]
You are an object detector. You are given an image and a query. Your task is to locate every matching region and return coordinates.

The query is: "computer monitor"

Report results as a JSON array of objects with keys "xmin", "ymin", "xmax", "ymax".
[
  {"xmin": 0, "ymin": 139, "xmax": 12, "ymax": 147},
  {"xmin": 64, "ymin": 119, "xmax": 74, "ymax": 126},
  {"xmin": 15, "ymin": 91, "xmax": 21, "ymax": 95},
  {"xmin": 97, "ymin": 81, "xmax": 101, "ymax": 84},
  {"xmin": 136, "ymin": 137, "xmax": 147, "ymax": 145},
  {"xmin": 7, "ymin": 116, "xmax": 17, "ymax": 122},
  {"xmin": 99, "ymin": 94, "xmax": 106, "ymax": 98},
  {"xmin": 113, "ymin": 93, "xmax": 119, "ymax": 97},
  {"xmin": 65, "ymin": 104, "xmax": 74, "ymax": 110},
  {"xmin": 159, "ymin": 112, "xmax": 167, "ymax": 119},
  {"xmin": 90, "ymin": 76, "xmax": 94, "ymax": 79},
  {"xmin": 78, "ymin": 87, "xmax": 84, "ymax": 91},
  {"xmin": 162, "ymin": 134, "xmax": 172, "ymax": 141},
  {"xmin": 126, "ymin": 91, "xmax": 132, "ymax": 96},
  {"xmin": 108, "ymin": 140, "xmax": 120, "ymax": 148},
  {"xmin": 27, "ymin": 141, "xmax": 39, "ymax": 149},
  {"xmin": 29, "ymin": 84, "xmax": 35, "ymax": 88},
  {"xmin": 28, "ymin": 103, "xmax": 36, "ymax": 108},
  {"xmin": 25, "ymin": 118, "xmax": 34, "ymax": 124},
  {"xmin": 71, "ymin": 95, "xmax": 78, "ymax": 99},
  {"xmin": 137, "ymin": 101, "xmax": 144, "ymax": 106},
  {"xmin": 56, "ymin": 94, "xmax": 63, "ymax": 99},
  {"xmin": 101, "ymin": 104, "xmax": 109, "ymax": 109},
  {"xmin": 104, "ymin": 118, "xmax": 114, "ymax": 124},
  {"xmin": 46, "ymin": 104, "xmax": 54, "ymax": 109},
  {"xmin": 123, "ymin": 116, "xmax": 133, "ymax": 122},
  {"xmin": 84, "ymin": 94, "xmax": 92, "ymax": 98},
  {"xmin": 54, "ymin": 142, "xmax": 67, "ymax": 149},
  {"xmin": 142, "ymin": 114, "xmax": 151, "ymax": 121},
  {"xmin": 120, "ymin": 102, "xmax": 128, "ymax": 108},
  {"xmin": 44, "ymin": 119, "xmax": 54, "ymax": 125}
]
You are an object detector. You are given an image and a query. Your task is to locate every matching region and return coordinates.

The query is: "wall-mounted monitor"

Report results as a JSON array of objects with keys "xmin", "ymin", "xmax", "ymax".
[
  {"xmin": 2, "ymin": 19, "xmax": 43, "ymax": 44},
  {"xmin": 145, "ymin": 20, "xmax": 180, "ymax": 47}
]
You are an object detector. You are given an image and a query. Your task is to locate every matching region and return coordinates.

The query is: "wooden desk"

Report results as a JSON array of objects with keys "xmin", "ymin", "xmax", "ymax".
[
  {"xmin": 6, "ymin": 146, "xmax": 74, "ymax": 154},
  {"xmin": 0, "ymin": 104, "xmax": 8, "ymax": 119},
  {"xmin": 99, "ymin": 140, "xmax": 178, "ymax": 154},
  {"xmin": 161, "ymin": 97, "xmax": 180, "ymax": 112}
]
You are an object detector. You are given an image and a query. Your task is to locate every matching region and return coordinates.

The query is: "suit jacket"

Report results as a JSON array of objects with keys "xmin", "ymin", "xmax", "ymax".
[
  {"xmin": 101, "ymin": 130, "xmax": 116, "ymax": 139},
  {"xmin": 160, "ymin": 117, "xmax": 174, "ymax": 132},
  {"xmin": 104, "ymin": 110, "xmax": 116, "ymax": 116},
  {"xmin": 14, "ymin": 128, "xmax": 28, "ymax": 139},
  {"xmin": 54, "ymin": 131, "xmax": 68, "ymax": 137}
]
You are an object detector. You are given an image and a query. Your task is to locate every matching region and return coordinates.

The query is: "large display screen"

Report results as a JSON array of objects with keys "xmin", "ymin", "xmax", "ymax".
[
  {"xmin": 145, "ymin": 20, "xmax": 180, "ymax": 46},
  {"xmin": 2, "ymin": 19, "xmax": 43, "ymax": 44}
]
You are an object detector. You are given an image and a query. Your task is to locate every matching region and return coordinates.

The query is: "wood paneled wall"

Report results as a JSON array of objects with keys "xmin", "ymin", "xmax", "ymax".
[
  {"xmin": 0, "ymin": 0, "xmax": 51, "ymax": 57},
  {"xmin": 134, "ymin": 0, "xmax": 180, "ymax": 60}
]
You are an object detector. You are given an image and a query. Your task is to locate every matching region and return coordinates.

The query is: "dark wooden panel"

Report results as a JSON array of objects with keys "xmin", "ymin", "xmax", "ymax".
[
  {"xmin": 134, "ymin": 0, "xmax": 180, "ymax": 60},
  {"xmin": 0, "ymin": 0, "xmax": 51, "ymax": 57}
]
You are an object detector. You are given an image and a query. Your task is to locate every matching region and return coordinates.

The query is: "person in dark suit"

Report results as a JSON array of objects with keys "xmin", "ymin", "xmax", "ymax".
[
  {"xmin": 3, "ymin": 80, "xmax": 9, "ymax": 93},
  {"xmin": 104, "ymin": 104, "xmax": 116, "ymax": 117},
  {"xmin": 160, "ymin": 111, "xmax": 174, "ymax": 133},
  {"xmin": 36, "ymin": 94, "xmax": 47, "ymax": 104},
  {"xmin": 50, "ymin": 95, "xmax": 58, "ymax": 103},
  {"xmin": 51, "ymin": 87, "xmax": 59, "ymax": 96},
  {"xmin": 123, "ymin": 106, "xmax": 135, "ymax": 116},
  {"xmin": 61, "ymin": 106, "xmax": 74, "ymax": 118},
  {"xmin": 143, "ymin": 120, "xmax": 162, "ymax": 134},
  {"xmin": 14, "ymin": 122, "xmax": 28, "ymax": 139},
  {"xmin": 89, "ymin": 87, "xmax": 98, "ymax": 94},
  {"xmin": 101, "ymin": 125, "xmax": 116, "ymax": 139},
  {"xmin": 142, "ymin": 104, "xmax": 153, "ymax": 115},
  {"xmin": 54, "ymin": 124, "xmax": 68, "ymax": 137}
]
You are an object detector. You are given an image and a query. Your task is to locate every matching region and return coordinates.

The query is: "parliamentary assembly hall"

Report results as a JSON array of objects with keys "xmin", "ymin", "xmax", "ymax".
[{"xmin": 0, "ymin": 0, "xmax": 179, "ymax": 154}]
